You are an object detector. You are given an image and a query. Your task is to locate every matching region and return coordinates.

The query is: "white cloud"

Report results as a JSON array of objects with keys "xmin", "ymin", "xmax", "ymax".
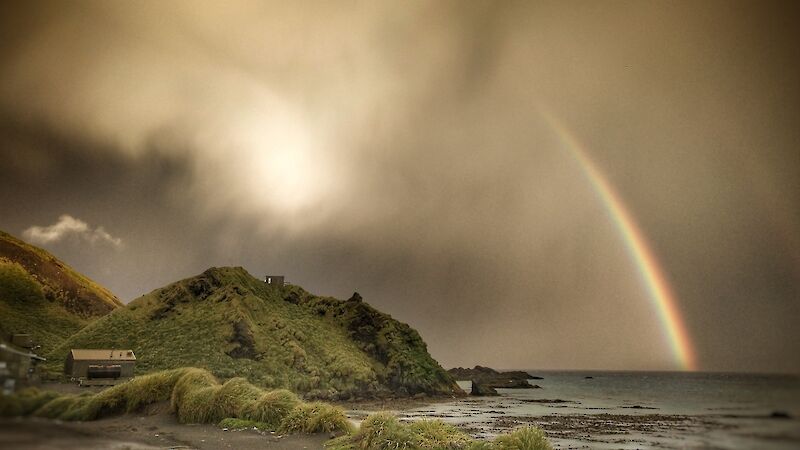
[{"xmin": 23, "ymin": 215, "xmax": 123, "ymax": 248}]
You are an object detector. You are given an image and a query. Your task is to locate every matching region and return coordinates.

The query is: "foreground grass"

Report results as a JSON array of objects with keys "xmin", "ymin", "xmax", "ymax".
[
  {"xmin": 0, "ymin": 368, "xmax": 551, "ymax": 449},
  {"xmin": 0, "ymin": 367, "xmax": 351, "ymax": 434},
  {"xmin": 327, "ymin": 412, "xmax": 552, "ymax": 450}
]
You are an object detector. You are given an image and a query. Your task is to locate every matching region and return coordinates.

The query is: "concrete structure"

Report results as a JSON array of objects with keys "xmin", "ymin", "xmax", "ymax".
[
  {"xmin": 0, "ymin": 334, "xmax": 45, "ymax": 394},
  {"xmin": 65, "ymin": 349, "xmax": 136, "ymax": 383},
  {"xmin": 264, "ymin": 275, "xmax": 285, "ymax": 288}
]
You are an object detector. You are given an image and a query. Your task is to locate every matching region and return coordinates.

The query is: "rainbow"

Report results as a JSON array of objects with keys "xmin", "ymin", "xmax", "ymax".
[{"xmin": 539, "ymin": 108, "xmax": 697, "ymax": 371}]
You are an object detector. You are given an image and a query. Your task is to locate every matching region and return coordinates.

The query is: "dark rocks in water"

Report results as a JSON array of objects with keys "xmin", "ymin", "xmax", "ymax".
[
  {"xmin": 584, "ymin": 376, "xmax": 594, "ymax": 379},
  {"xmin": 520, "ymin": 398, "xmax": 577, "ymax": 404},
  {"xmin": 622, "ymin": 405, "xmax": 658, "ymax": 410},
  {"xmin": 471, "ymin": 380, "xmax": 499, "ymax": 396},
  {"xmin": 449, "ymin": 366, "xmax": 540, "ymax": 389},
  {"xmin": 770, "ymin": 411, "xmax": 791, "ymax": 419}
]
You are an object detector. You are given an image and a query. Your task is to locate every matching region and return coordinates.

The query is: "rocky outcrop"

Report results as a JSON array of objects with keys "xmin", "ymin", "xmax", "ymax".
[
  {"xmin": 470, "ymin": 380, "xmax": 498, "ymax": 396},
  {"xmin": 449, "ymin": 365, "xmax": 541, "ymax": 389}
]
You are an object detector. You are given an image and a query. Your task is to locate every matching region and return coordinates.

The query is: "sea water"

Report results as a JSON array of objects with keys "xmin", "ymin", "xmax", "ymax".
[{"xmin": 356, "ymin": 371, "xmax": 800, "ymax": 449}]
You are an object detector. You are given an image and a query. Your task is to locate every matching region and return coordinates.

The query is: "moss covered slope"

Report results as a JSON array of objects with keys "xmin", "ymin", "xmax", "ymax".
[
  {"xmin": 0, "ymin": 230, "xmax": 123, "ymax": 352},
  {"xmin": 50, "ymin": 267, "xmax": 462, "ymax": 399}
]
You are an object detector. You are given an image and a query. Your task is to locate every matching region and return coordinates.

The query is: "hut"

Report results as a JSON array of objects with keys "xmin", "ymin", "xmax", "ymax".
[
  {"xmin": 264, "ymin": 275, "xmax": 285, "ymax": 288},
  {"xmin": 65, "ymin": 349, "xmax": 136, "ymax": 385}
]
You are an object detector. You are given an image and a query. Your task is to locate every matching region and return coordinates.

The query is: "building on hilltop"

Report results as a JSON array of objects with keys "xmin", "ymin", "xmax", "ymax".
[
  {"xmin": 65, "ymin": 349, "xmax": 136, "ymax": 386},
  {"xmin": 264, "ymin": 275, "xmax": 285, "ymax": 288}
]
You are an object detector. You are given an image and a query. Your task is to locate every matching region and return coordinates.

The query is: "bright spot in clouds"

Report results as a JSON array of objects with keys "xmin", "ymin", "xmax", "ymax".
[{"xmin": 205, "ymin": 98, "xmax": 339, "ymax": 223}]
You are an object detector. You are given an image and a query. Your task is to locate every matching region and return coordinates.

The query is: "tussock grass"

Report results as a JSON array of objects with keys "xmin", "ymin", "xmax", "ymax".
[
  {"xmin": 327, "ymin": 413, "xmax": 552, "ymax": 450},
  {"xmin": 407, "ymin": 420, "xmax": 474, "ymax": 449},
  {"xmin": 209, "ymin": 377, "xmax": 264, "ymax": 421},
  {"xmin": 493, "ymin": 426, "xmax": 552, "ymax": 450},
  {"xmin": 176, "ymin": 385, "xmax": 220, "ymax": 423},
  {"xmin": 243, "ymin": 389, "xmax": 301, "ymax": 427},
  {"xmin": 170, "ymin": 367, "xmax": 218, "ymax": 413},
  {"xmin": 0, "ymin": 388, "xmax": 60, "ymax": 417},
  {"xmin": 3, "ymin": 367, "xmax": 353, "ymax": 440},
  {"xmin": 218, "ymin": 417, "xmax": 271, "ymax": 430},
  {"xmin": 327, "ymin": 412, "xmax": 414, "ymax": 449},
  {"xmin": 32, "ymin": 394, "xmax": 81, "ymax": 419},
  {"xmin": 279, "ymin": 401, "xmax": 353, "ymax": 434}
]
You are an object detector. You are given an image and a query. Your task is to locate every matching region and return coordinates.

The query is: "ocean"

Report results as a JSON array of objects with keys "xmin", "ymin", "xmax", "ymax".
[{"xmin": 353, "ymin": 371, "xmax": 800, "ymax": 449}]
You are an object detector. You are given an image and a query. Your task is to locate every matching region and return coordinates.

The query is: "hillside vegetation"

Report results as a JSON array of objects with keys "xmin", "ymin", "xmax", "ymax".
[
  {"xmin": 0, "ymin": 230, "xmax": 122, "ymax": 352},
  {"xmin": 50, "ymin": 267, "xmax": 462, "ymax": 399}
]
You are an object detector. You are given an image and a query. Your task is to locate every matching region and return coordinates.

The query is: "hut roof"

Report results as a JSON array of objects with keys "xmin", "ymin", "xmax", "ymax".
[{"xmin": 69, "ymin": 349, "xmax": 136, "ymax": 361}]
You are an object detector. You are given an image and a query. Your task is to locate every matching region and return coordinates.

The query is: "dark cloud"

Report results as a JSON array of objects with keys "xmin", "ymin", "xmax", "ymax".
[{"xmin": 0, "ymin": 1, "xmax": 798, "ymax": 373}]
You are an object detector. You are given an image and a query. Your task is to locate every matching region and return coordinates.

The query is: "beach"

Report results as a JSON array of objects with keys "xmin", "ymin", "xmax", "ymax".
[{"xmin": 2, "ymin": 371, "xmax": 799, "ymax": 449}]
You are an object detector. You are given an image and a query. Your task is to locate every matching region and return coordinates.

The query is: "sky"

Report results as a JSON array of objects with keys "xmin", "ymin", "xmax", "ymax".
[{"xmin": 1, "ymin": 0, "xmax": 798, "ymax": 373}]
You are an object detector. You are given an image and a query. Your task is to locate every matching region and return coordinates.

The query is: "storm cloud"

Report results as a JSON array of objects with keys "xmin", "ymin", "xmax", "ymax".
[{"xmin": 1, "ymin": 1, "xmax": 798, "ymax": 373}]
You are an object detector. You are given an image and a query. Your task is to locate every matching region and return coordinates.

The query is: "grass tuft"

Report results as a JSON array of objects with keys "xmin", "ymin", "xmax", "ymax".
[
  {"xmin": 176, "ymin": 385, "xmax": 220, "ymax": 424},
  {"xmin": 243, "ymin": 388, "xmax": 301, "ymax": 427},
  {"xmin": 407, "ymin": 420, "xmax": 474, "ymax": 449},
  {"xmin": 170, "ymin": 368, "xmax": 218, "ymax": 414},
  {"xmin": 210, "ymin": 377, "xmax": 264, "ymax": 421},
  {"xmin": 218, "ymin": 417, "xmax": 271, "ymax": 430},
  {"xmin": 0, "ymin": 388, "xmax": 60, "ymax": 417},
  {"xmin": 493, "ymin": 426, "xmax": 552, "ymax": 450},
  {"xmin": 326, "ymin": 413, "xmax": 552, "ymax": 450},
  {"xmin": 279, "ymin": 401, "xmax": 353, "ymax": 434}
]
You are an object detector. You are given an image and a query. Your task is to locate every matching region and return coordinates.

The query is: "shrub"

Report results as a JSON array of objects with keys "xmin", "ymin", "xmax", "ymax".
[
  {"xmin": 243, "ymin": 389, "xmax": 301, "ymax": 427},
  {"xmin": 279, "ymin": 401, "xmax": 353, "ymax": 434},
  {"xmin": 493, "ymin": 426, "xmax": 552, "ymax": 450}
]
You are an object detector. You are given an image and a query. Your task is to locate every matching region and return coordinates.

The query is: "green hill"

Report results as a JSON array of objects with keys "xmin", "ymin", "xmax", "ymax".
[
  {"xmin": 0, "ymin": 230, "xmax": 123, "ymax": 353},
  {"xmin": 49, "ymin": 267, "xmax": 462, "ymax": 399}
]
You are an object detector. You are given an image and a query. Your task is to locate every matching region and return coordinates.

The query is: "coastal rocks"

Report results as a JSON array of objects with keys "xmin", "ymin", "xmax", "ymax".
[
  {"xmin": 470, "ymin": 380, "xmax": 499, "ymax": 396},
  {"xmin": 449, "ymin": 365, "xmax": 540, "ymax": 389},
  {"xmin": 770, "ymin": 411, "xmax": 791, "ymax": 419}
]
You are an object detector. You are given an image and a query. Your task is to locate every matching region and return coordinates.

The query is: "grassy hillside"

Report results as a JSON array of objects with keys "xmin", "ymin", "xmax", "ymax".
[
  {"xmin": 49, "ymin": 267, "xmax": 462, "ymax": 399},
  {"xmin": 0, "ymin": 230, "xmax": 123, "ymax": 352}
]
